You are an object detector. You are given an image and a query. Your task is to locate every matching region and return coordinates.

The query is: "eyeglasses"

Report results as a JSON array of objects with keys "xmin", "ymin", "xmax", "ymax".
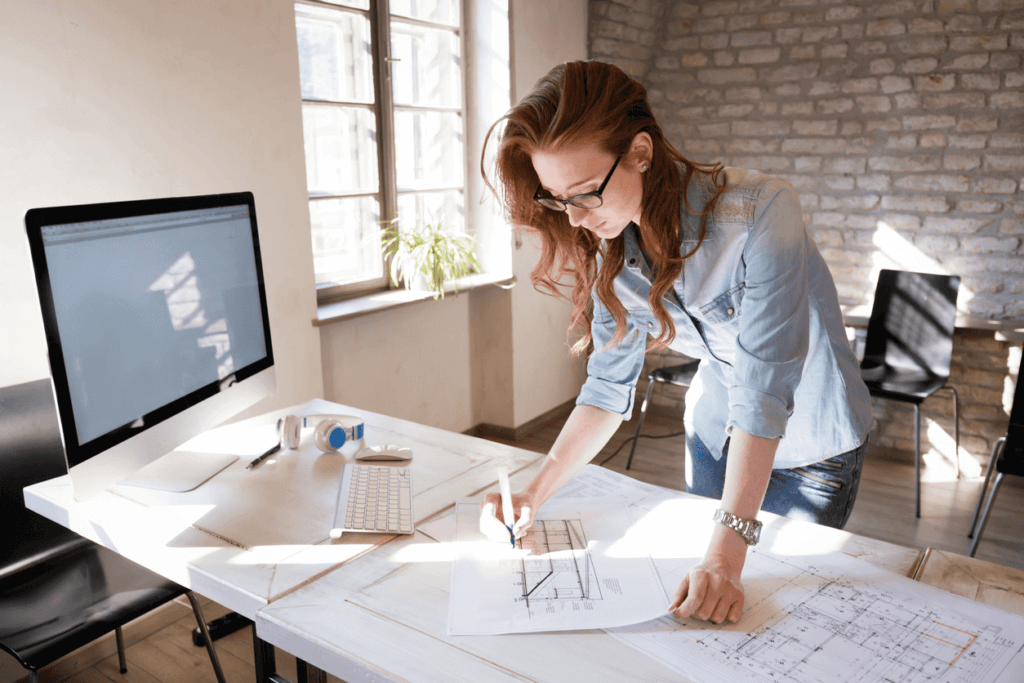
[{"xmin": 534, "ymin": 155, "xmax": 622, "ymax": 211}]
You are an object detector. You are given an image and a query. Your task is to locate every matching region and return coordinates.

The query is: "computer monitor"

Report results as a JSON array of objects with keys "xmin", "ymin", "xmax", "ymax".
[{"xmin": 25, "ymin": 192, "xmax": 276, "ymax": 501}]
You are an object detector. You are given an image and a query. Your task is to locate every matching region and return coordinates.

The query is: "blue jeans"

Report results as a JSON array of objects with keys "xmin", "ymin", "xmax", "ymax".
[{"xmin": 686, "ymin": 433, "xmax": 866, "ymax": 529}]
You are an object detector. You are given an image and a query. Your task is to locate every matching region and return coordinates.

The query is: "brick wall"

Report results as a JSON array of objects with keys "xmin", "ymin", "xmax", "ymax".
[{"xmin": 589, "ymin": 0, "xmax": 1023, "ymax": 471}]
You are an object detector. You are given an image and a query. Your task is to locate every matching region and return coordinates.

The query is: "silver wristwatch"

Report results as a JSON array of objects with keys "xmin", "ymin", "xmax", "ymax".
[{"xmin": 712, "ymin": 509, "xmax": 762, "ymax": 546}]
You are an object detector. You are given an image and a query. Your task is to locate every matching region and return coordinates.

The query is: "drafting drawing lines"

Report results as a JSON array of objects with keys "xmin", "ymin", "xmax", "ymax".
[
  {"xmin": 690, "ymin": 556, "xmax": 1010, "ymax": 683},
  {"xmin": 516, "ymin": 519, "xmax": 602, "ymax": 607}
]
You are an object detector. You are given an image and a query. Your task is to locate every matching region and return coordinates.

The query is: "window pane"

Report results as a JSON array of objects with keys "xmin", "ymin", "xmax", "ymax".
[
  {"xmin": 296, "ymin": 4, "xmax": 374, "ymax": 103},
  {"xmin": 310, "ymin": 197, "xmax": 383, "ymax": 285},
  {"xmin": 319, "ymin": 0, "xmax": 369, "ymax": 8},
  {"xmin": 394, "ymin": 111, "xmax": 463, "ymax": 190},
  {"xmin": 303, "ymin": 104, "xmax": 379, "ymax": 196},
  {"xmin": 397, "ymin": 190, "xmax": 465, "ymax": 236},
  {"xmin": 390, "ymin": 0, "xmax": 459, "ymax": 26},
  {"xmin": 390, "ymin": 22, "xmax": 461, "ymax": 108}
]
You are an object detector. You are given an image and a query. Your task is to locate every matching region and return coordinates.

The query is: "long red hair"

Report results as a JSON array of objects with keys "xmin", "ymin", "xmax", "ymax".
[{"xmin": 482, "ymin": 60, "xmax": 724, "ymax": 354}]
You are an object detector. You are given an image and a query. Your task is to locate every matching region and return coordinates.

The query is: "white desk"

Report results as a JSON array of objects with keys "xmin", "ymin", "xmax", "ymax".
[
  {"xmin": 23, "ymin": 399, "xmax": 544, "ymax": 680},
  {"xmin": 254, "ymin": 461, "xmax": 926, "ymax": 683},
  {"xmin": 31, "ymin": 401, "xmax": 1024, "ymax": 683}
]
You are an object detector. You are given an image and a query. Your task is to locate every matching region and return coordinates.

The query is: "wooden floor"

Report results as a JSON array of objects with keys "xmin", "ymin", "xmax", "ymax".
[{"xmin": 45, "ymin": 407, "xmax": 1023, "ymax": 683}]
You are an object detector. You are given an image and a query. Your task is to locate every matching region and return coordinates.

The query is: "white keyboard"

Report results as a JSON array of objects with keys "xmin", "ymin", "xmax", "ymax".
[{"xmin": 330, "ymin": 464, "xmax": 413, "ymax": 538}]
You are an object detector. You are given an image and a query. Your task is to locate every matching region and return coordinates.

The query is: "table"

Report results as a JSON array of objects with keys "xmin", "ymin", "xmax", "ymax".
[
  {"xmin": 23, "ymin": 399, "xmax": 545, "ymax": 680},
  {"xmin": 914, "ymin": 547, "xmax": 1024, "ymax": 618},
  {"xmin": 24, "ymin": 401, "xmax": 1024, "ymax": 683},
  {"xmin": 254, "ymin": 459, "xmax": 931, "ymax": 683}
]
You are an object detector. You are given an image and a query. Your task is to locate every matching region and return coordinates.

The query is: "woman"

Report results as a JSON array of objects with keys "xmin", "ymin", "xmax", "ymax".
[{"xmin": 480, "ymin": 61, "xmax": 871, "ymax": 625}]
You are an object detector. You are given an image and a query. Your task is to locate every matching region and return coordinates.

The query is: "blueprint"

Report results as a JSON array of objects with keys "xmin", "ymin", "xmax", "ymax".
[
  {"xmin": 447, "ymin": 499, "xmax": 669, "ymax": 635},
  {"xmin": 609, "ymin": 547, "xmax": 1024, "ymax": 683}
]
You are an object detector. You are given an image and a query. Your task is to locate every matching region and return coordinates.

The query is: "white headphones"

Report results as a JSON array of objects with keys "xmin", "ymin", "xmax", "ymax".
[{"xmin": 277, "ymin": 414, "xmax": 364, "ymax": 453}]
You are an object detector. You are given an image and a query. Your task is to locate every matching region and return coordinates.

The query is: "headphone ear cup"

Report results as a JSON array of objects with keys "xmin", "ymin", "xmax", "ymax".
[
  {"xmin": 313, "ymin": 419, "xmax": 345, "ymax": 452},
  {"xmin": 279, "ymin": 415, "xmax": 302, "ymax": 450}
]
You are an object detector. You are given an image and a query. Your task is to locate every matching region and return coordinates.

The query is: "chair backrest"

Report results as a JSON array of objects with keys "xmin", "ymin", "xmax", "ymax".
[
  {"xmin": 999, "ymin": 350, "xmax": 1024, "ymax": 475},
  {"xmin": 0, "ymin": 379, "xmax": 86, "ymax": 579},
  {"xmin": 862, "ymin": 269, "xmax": 961, "ymax": 380}
]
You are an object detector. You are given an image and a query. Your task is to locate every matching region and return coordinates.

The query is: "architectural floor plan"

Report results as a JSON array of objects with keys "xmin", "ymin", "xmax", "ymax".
[
  {"xmin": 611, "ymin": 548, "xmax": 1024, "ymax": 683},
  {"xmin": 515, "ymin": 519, "xmax": 603, "ymax": 607},
  {"xmin": 448, "ymin": 500, "xmax": 668, "ymax": 635}
]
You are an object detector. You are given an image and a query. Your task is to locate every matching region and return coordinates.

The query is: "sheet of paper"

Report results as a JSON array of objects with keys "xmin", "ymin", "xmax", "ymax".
[
  {"xmin": 418, "ymin": 512, "xmax": 455, "ymax": 543},
  {"xmin": 608, "ymin": 546, "xmax": 1024, "ymax": 683},
  {"xmin": 448, "ymin": 498, "xmax": 670, "ymax": 635},
  {"xmin": 553, "ymin": 464, "xmax": 678, "ymax": 510}
]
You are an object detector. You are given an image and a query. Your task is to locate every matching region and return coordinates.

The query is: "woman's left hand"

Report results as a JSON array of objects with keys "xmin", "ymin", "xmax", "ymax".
[{"xmin": 668, "ymin": 552, "xmax": 745, "ymax": 624}]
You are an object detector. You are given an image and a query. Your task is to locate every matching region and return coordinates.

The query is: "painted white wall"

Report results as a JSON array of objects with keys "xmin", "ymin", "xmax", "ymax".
[
  {"xmin": 0, "ymin": 1, "xmax": 322, "ymax": 406},
  {"xmin": 509, "ymin": 0, "xmax": 590, "ymax": 426},
  {"xmin": 0, "ymin": 3, "xmax": 320, "ymax": 676},
  {"xmin": 320, "ymin": 0, "xmax": 589, "ymax": 433}
]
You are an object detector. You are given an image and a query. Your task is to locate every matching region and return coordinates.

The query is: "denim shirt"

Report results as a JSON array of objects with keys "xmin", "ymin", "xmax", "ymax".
[{"xmin": 576, "ymin": 167, "xmax": 871, "ymax": 469}]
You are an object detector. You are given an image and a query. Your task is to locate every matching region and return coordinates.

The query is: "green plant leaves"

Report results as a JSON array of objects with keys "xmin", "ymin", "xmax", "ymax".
[{"xmin": 381, "ymin": 219, "xmax": 480, "ymax": 299}]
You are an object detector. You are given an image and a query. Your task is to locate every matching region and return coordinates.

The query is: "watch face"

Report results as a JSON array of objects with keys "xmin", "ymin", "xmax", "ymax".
[{"xmin": 749, "ymin": 524, "xmax": 761, "ymax": 545}]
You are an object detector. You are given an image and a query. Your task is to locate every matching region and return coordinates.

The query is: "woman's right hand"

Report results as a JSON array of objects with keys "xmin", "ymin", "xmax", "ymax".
[{"xmin": 479, "ymin": 490, "xmax": 536, "ymax": 543}]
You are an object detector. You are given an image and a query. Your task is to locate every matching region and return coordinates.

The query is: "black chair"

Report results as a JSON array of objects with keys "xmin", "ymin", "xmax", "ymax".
[
  {"xmin": 625, "ymin": 360, "xmax": 699, "ymax": 471},
  {"xmin": 967, "ymin": 351, "xmax": 1023, "ymax": 557},
  {"xmin": 860, "ymin": 269, "xmax": 961, "ymax": 519},
  {"xmin": 0, "ymin": 379, "xmax": 226, "ymax": 683}
]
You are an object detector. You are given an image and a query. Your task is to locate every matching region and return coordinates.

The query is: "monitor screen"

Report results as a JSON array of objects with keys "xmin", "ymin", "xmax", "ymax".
[{"xmin": 26, "ymin": 192, "xmax": 276, "ymax": 500}]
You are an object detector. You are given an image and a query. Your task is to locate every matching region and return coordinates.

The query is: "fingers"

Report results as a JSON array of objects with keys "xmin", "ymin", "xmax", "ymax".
[
  {"xmin": 512, "ymin": 505, "xmax": 532, "ymax": 538},
  {"xmin": 478, "ymin": 502, "xmax": 512, "ymax": 543},
  {"xmin": 675, "ymin": 571, "xmax": 707, "ymax": 619},
  {"xmin": 708, "ymin": 596, "xmax": 732, "ymax": 624},
  {"xmin": 667, "ymin": 574, "xmax": 689, "ymax": 612},
  {"xmin": 727, "ymin": 599, "xmax": 744, "ymax": 624},
  {"xmin": 480, "ymin": 493, "xmax": 536, "ymax": 543},
  {"xmin": 670, "ymin": 568, "xmax": 744, "ymax": 624},
  {"xmin": 479, "ymin": 494, "xmax": 503, "ymax": 522}
]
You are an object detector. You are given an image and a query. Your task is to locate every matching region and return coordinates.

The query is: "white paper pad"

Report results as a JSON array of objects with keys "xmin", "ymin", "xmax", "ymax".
[
  {"xmin": 448, "ymin": 499, "xmax": 669, "ymax": 635},
  {"xmin": 418, "ymin": 512, "xmax": 456, "ymax": 543},
  {"xmin": 608, "ymin": 546, "xmax": 1024, "ymax": 683}
]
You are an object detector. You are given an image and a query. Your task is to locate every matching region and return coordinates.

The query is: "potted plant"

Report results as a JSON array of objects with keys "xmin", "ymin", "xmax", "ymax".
[{"xmin": 381, "ymin": 219, "xmax": 480, "ymax": 299}]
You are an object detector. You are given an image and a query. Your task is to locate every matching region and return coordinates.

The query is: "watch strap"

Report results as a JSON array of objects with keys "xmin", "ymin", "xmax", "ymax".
[{"xmin": 712, "ymin": 508, "xmax": 762, "ymax": 546}]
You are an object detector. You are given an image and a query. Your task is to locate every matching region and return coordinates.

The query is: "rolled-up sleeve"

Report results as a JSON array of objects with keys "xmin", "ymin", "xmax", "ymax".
[
  {"xmin": 576, "ymin": 291, "xmax": 648, "ymax": 419},
  {"xmin": 727, "ymin": 179, "xmax": 809, "ymax": 440}
]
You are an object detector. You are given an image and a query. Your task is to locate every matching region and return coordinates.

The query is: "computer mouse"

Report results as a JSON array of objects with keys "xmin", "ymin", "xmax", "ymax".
[{"xmin": 355, "ymin": 444, "xmax": 413, "ymax": 462}]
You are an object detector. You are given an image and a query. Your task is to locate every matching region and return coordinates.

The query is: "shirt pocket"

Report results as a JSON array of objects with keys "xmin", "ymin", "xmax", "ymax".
[{"xmin": 698, "ymin": 283, "xmax": 744, "ymax": 325}]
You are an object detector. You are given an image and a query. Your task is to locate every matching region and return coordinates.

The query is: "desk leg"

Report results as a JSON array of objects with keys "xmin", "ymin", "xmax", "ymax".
[
  {"xmin": 253, "ymin": 630, "xmax": 279, "ymax": 683},
  {"xmin": 296, "ymin": 659, "xmax": 327, "ymax": 683},
  {"xmin": 253, "ymin": 628, "xmax": 326, "ymax": 683}
]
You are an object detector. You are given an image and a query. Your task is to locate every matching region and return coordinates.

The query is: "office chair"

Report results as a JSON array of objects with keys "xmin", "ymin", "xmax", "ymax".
[
  {"xmin": 624, "ymin": 360, "xmax": 700, "ymax": 470},
  {"xmin": 0, "ymin": 379, "xmax": 226, "ymax": 683},
  {"xmin": 860, "ymin": 269, "xmax": 961, "ymax": 519},
  {"xmin": 967, "ymin": 351, "xmax": 1023, "ymax": 558}
]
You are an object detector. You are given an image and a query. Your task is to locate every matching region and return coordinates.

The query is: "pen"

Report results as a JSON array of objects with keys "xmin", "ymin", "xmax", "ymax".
[
  {"xmin": 498, "ymin": 466, "xmax": 515, "ymax": 548},
  {"xmin": 246, "ymin": 442, "xmax": 281, "ymax": 470}
]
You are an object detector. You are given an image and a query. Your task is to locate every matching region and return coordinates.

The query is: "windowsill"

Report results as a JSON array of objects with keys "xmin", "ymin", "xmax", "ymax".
[
  {"xmin": 842, "ymin": 304, "xmax": 1024, "ymax": 343},
  {"xmin": 313, "ymin": 272, "xmax": 515, "ymax": 327}
]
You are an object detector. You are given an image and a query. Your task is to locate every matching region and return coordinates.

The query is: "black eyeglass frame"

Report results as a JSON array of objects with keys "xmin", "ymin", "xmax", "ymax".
[{"xmin": 533, "ymin": 155, "xmax": 623, "ymax": 211}]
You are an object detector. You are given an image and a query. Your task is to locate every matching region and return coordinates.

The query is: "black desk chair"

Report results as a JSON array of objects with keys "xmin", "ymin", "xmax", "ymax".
[
  {"xmin": 967, "ymin": 351, "xmax": 1023, "ymax": 557},
  {"xmin": 860, "ymin": 269, "xmax": 961, "ymax": 519},
  {"xmin": 0, "ymin": 379, "xmax": 226, "ymax": 683},
  {"xmin": 625, "ymin": 360, "xmax": 699, "ymax": 471}
]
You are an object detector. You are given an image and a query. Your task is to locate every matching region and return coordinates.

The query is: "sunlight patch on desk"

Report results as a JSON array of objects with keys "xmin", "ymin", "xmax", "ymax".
[
  {"xmin": 387, "ymin": 540, "xmax": 532, "ymax": 564},
  {"xmin": 765, "ymin": 518, "xmax": 850, "ymax": 557},
  {"xmin": 605, "ymin": 498, "xmax": 707, "ymax": 560}
]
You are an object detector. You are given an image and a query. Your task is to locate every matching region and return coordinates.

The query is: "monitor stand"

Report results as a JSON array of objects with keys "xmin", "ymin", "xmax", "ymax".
[{"xmin": 117, "ymin": 451, "xmax": 239, "ymax": 493}]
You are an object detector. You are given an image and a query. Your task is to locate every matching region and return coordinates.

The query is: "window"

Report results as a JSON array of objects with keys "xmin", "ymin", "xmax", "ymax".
[{"xmin": 295, "ymin": 0, "xmax": 466, "ymax": 301}]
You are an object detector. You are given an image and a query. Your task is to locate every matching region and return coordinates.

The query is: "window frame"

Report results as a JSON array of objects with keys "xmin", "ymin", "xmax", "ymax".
[{"xmin": 296, "ymin": 0, "xmax": 469, "ymax": 304}]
